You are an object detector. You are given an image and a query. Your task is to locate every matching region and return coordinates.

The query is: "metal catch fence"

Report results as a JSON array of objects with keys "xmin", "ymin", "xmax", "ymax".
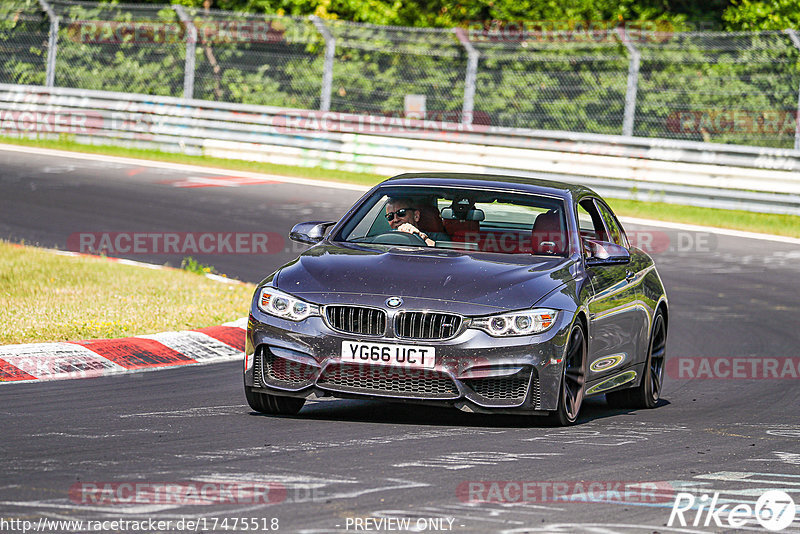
[{"xmin": 2, "ymin": 0, "xmax": 800, "ymax": 149}]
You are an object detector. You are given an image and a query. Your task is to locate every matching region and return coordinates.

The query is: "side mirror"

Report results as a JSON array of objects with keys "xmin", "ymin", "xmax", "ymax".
[
  {"xmin": 584, "ymin": 239, "xmax": 630, "ymax": 266},
  {"xmin": 289, "ymin": 221, "xmax": 336, "ymax": 245}
]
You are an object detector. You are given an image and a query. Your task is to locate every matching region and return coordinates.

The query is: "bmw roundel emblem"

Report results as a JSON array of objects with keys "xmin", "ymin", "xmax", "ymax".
[{"xmin": 386, "ymin": 296, "xmax": 403, "ymax": 308}]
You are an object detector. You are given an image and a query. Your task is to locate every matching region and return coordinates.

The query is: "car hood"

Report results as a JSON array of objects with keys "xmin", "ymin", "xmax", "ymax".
[{"xmin": 273, "ymin": 242, "xmax": 575, "ymax": 313}]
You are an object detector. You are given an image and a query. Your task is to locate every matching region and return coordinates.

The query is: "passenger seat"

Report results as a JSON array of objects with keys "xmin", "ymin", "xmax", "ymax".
[{"xmin": 531, "ymin": 210, "xmax": 566, "ymax": 255}]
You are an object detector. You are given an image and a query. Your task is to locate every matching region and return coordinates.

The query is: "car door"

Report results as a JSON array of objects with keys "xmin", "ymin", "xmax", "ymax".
[
  {"xmin": 595, "ymin": 199, "xmax": 651, "ymax": 368},
  {"xmin": 579, "ymin": 198, "xmax": 643, "ymax": 385}
]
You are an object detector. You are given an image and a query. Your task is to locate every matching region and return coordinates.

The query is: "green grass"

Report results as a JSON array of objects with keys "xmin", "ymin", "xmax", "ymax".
[
  {"xmin": 0, "ymin": 241, "xmax": 255, "ymax": 345},
  {"xmin": 2, "ymin": 135, "xmax": 799, "ymax": 238},
  {"xmin": 180, "ymin": 256, "xmax": 219, "ymax": 276},
  {"xmin": 607, "ymin": 198, "xmax": 800, "ymax": 239}
]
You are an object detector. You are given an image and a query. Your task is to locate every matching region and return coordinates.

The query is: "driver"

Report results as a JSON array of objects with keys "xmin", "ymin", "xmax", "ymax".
[{"xmin": 385, "ymin": 198, "xmax": 436, "ymax": 246}]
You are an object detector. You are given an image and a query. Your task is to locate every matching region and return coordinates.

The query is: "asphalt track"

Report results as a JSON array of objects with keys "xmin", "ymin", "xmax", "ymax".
[{"xmin": 1, "ymin": 146, "xmax": 800, "ymax": 534}]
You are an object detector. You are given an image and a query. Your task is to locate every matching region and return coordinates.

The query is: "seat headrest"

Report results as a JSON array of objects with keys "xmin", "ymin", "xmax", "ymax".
[
  {"xmin": 531, "ymin": 210, "xmax": 566, "ymax": 255},
  {"xmin": 416, "ymin": 204, "xmax": 446, "ymax": 234}
]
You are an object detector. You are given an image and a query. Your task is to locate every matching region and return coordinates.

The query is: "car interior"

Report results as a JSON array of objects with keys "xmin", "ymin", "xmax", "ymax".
[{"xmin": 342, "ymin": 189, "xmax": 570, "ymax": 256}]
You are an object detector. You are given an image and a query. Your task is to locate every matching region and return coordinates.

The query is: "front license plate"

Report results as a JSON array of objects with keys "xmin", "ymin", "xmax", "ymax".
[{"xmin": 341, "ymin": 341, "xmax": 436, "ymax": 369}]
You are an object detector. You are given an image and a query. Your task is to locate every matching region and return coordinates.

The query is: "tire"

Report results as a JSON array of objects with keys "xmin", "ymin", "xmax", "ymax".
[
  {"xmin": 547, "ymin": 322, "xmax": 587, "ymax": 426},
  {"xmin": 245, "ymin": 386, "xmax": 305, "ymax": 415},
  {"xmin": 606, "ymin": 309, "xmax": 667, "ymax": 409}
]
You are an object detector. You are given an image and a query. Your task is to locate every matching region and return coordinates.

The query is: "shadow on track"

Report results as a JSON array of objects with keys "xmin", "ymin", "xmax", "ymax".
[{"xmin": 247, "ymin": 396, "xmax": 671, "ymax": 428}]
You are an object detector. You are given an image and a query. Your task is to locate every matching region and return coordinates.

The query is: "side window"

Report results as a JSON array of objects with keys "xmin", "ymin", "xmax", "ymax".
[
  {"xmin": 351, "ymin": 195, "xmax": 390, "ymax": 238},
  {"xmin": 577, "ymin": 200, "xmax": 608, "ymax": 241},
  {"xmin": 576, "ymin": 203, "xmax": 595, "ymax": 238},
  {"xmin": 596, "ymin": 201, "xmax": 628, "ymax": 248}
]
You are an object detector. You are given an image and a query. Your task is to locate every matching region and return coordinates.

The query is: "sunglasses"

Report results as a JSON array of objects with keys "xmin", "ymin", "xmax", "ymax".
[{"xmin": 385, "ymin": 208, "xmax": 415, "ymax": 221}]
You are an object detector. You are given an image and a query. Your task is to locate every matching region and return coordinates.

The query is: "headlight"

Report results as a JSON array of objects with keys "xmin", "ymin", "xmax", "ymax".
[
  {"xmin": 257, "ymin": 287, "xmax": 320, "ymax": 321},
  {"xmin": 471, "ymin": 309, "xmax": 558, "ymax": 337}
]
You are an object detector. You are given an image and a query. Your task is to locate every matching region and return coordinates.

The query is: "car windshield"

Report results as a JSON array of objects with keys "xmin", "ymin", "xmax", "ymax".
[{"xmin": 335, "ymin": 186, "xmax": 569, "ymax": 256}]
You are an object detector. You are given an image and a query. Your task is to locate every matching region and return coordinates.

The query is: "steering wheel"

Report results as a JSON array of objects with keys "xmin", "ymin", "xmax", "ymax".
[{"xmin": 368, "ymin": 231, "xmax": 428, "ymax": 246}]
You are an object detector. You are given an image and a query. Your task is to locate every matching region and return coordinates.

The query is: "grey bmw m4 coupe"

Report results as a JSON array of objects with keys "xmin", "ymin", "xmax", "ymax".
[{"xmin": 244, "ymin": 173, "xmax": 668, "ymax": 425}]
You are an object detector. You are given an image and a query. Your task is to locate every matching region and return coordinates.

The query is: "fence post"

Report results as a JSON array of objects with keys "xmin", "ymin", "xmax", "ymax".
[
  {"xmin": 38, "ymin": 0, "xmax": 58, "ymax": 87},
  {"xmin": 454, "ymin": 27, "xmax": 478, "ymax": 127},
  {"xmin": 173, "ymin": 5, "xmax": 197, "ymax": 100},
  {"xmin": 616, "ymin": 27, "xmax": 640, "ymax": 137},
  {"xmin": 310, "ymin": 16, "xmax": 334, "ymax": 112},
  {"xmin": 785, "ymin": 29, "xmax": 800, "ymax": 151}
]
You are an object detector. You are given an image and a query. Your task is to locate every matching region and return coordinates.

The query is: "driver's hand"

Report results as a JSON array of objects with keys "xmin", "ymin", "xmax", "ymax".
[
  {"xmin": 397, "ymin": 223, "xmax": 435, "ymax": 246},
  {"xmin": 397, "ymin": 223, "xmax": 419, "ymax": 235}
]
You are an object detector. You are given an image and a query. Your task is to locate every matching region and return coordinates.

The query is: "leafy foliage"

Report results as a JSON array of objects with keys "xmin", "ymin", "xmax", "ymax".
[
  {"xmin": 723, "ymin": 0, "xmax": 800, "ymax": 31},
  {"xmin": 0, "ymin": 1, "xmax": 48, "ymax": 85},
  {"xmin": 3, "ymin": 0, "xmax": 800, "ymax": 148},
  {"xmin": 123, "ymin": 0, "xmax": 731, "ymax": 30}
]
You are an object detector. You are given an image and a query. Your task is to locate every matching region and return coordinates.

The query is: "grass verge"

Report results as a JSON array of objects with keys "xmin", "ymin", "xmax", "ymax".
[
  {"xmin": 607, "ymin": 198, "xmax": 800, "ymax": 239},
  {"xmin": 1, "ymin": 135, "xmax": 799, "ymax": 238},
  {"xmin": 0, "ymin": 241, "xmax": 255, "ymax": 345}
]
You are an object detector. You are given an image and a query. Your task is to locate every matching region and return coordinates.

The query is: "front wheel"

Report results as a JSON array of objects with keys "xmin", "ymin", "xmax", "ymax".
[
  {"xmin": 606, "ymin": 309, "xmax": 666, "ymax": 409},
  {"xmin": 547, "ymin": 322, "xmax": 586, "ymax": 426},
  {"xmin": 245, "ymin": 386, "xmax": 305, "ymax": 415}
]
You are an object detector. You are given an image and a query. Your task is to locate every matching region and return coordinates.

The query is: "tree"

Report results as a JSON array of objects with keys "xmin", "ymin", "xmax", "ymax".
[{"xmin": 723, "ymin": 0, "xmax": 800, "ymax": 31}]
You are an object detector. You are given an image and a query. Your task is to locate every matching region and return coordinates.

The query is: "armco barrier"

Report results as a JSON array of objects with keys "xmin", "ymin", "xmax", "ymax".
[{"xmin": 1, "ymin": 83, "xmax": 800, "ymax": 215}]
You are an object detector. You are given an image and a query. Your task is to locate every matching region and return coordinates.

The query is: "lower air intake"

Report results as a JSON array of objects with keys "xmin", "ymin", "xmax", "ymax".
[{"xmin": 317, "ymin": 363, "xmax": 458, "ymax": 398}]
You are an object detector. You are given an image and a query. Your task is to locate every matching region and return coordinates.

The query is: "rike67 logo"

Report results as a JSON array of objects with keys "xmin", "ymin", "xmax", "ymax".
[{"xmin": 668, "ymin": 490, "xmax": 796, "ymax": 531}]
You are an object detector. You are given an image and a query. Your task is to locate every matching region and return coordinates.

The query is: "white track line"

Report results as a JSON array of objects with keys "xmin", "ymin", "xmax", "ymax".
[
  {"xmin": 1, "ymin": 142, "xmax": 797, "ymax": 245},
  {"xmin": 620, "ymin": 216, "xmax": 800, "ymax": 245},
  {"xmin": 35, "ymin": 247, "xmax": 248, "ymax": 284},
  {"xmin": 0, "ymin": 143, "xmax": 368, "ymax": 191}
]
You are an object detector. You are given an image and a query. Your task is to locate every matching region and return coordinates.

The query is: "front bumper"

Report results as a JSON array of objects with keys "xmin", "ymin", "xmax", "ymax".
[{"xmin": 244, "ymin": 307, "xmax": 574, "ymax": 414}]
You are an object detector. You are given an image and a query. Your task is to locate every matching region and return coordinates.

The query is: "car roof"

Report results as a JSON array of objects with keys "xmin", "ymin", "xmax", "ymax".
[{"xmin": 385, "ymin": 172, "xmax": 598, "ymax": 200}]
